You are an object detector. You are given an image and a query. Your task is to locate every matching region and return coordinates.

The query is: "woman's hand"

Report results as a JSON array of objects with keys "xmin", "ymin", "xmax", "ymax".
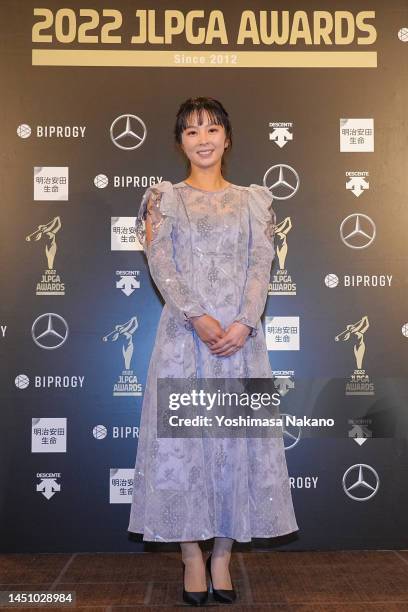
[
  {"xmin": 191, "ymin": 314, "xmax": 226, "ymax": 346},
  {"xmin": 207, "ymin": 321, "xmax": 251, "ymax": 357}
]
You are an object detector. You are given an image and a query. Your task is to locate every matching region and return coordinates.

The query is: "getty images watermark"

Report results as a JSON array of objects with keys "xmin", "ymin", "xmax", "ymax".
[{"xmin": 156, "ymin": 377, "xmax": 335, "ymax": 438}]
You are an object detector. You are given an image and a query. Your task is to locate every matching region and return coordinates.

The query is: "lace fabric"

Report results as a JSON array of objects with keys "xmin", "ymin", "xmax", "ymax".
[
  {"xmin": 233, "ymin": 184, "xmax": 277, "ymax": 336},
  {"xmin": 135, "ymin": 184, "xmax": 207, "ymax": 327},
  {"xmin": 135, "ymin": 188, "xmax": 164, "ymax": 248},
  {"xmin": 128, "ymin": 181, "xmax": 299, "ymax": 542},
  {"xmin": 135, "ymin": 182, "xmax": 277, "ymax": 337}
]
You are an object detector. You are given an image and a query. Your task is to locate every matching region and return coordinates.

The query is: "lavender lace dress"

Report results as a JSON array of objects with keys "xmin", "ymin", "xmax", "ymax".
[{"xmin": 127, "ymin": 180, "xmax": 299, "ymax": 542}]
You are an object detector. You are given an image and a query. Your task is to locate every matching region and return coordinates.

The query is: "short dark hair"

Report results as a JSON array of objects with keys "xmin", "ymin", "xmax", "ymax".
[{"xmin": 174, "ymin": 97, "xmax": 233, "ymax": 170}]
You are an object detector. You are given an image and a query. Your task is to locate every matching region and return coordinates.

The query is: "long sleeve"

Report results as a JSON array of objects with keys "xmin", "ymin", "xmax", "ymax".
[
  {"xmin": 135, "ymin": 181, "xmax": 207, "ymax": 328},
  {"xmin": 234, "ymin": 184, "xmax": 277, "ymax": 337}
]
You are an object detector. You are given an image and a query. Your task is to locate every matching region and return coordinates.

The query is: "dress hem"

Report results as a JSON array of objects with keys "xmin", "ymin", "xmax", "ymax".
[{"xmin": 127, "ymin": 525, "xmax": 300, "ymax": 543}]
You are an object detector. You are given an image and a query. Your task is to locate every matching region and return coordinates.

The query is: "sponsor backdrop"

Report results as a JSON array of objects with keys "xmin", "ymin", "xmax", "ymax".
[{"xmin": 1, "ymin": 0, "xmax": 408, "ymax": 553}]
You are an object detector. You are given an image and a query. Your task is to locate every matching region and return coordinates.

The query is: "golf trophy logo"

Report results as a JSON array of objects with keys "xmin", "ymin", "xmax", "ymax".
[
  {"xmin": 335, "ymin": 316, "xmax": 375, "ymax": 396},
  {"xmin": 268, "ymin": 216, "xmax": 296, "ymax": 296},
  {"xmin": 103, "ymin": 316, "xmax": 143, "ymax": 397},
  {"xmin": 25, "ymin": 217, "xmax": 65, "ymax": 295}
]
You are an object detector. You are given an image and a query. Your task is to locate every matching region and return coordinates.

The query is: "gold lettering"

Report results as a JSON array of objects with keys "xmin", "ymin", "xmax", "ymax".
[
  {"xmin": 131, "ymin": 10, "xmax": 146, "ymax": 44},
  {"xmin": 356, "ymin": 11, "xmax": 377, "ymax": 44},
  {"xmin": 313, "ymin": 11, "xmax": 333, "ymax": 44},
  {"xmin": 334, "ymin": 11, "xmax": 355, "ymax": 45},
  {"xmin": 165, "ymin": 10, "xmax": 184, "ymax": 44},
  {"xmin": 289, "ymin": 11, "xmax": 312, "ymax": 45},
  {"xmin": 185, "ymin": 10, "xmax": 206, "ymax": 45},
  {"xmin": 237, "ymin": 11, "xmax": 260, "ymax": 45},
  {"xmin": 149, "ymin": 9, "xmax": 163, "ymax": 44},
  {"xmin": 205, "ymin": 11, "xmax": 228, "ymax": 44}
]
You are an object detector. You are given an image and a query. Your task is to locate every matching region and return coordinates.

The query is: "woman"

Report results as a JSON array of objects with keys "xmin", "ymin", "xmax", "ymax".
[{"xmin": 128, "ymin": 97, "xmax": 299, "ymax": 606}]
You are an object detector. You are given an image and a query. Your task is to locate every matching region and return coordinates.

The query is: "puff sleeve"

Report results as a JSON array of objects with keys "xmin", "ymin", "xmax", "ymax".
[
  {"xmin": 233, "ymin": 184, "xmax": 276, "ymax": 337},
  {"xmin": 135, "ymin": 181, "xmax": 207, "ymax": 327}
]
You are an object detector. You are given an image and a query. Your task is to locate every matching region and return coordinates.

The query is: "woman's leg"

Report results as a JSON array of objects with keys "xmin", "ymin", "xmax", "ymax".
[
  {"xmin": 180, "ymin": 541, "xmax": 207, "ymax": 591},
  {"xmin": 210, "ymin": 536, "xmax": 234, "ymax": 589}
]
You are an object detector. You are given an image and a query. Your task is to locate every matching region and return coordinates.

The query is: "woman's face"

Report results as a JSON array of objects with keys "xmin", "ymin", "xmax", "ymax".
[{"xmin": 180, "ymin": 111, "xmax": 229, "ymax": 169}]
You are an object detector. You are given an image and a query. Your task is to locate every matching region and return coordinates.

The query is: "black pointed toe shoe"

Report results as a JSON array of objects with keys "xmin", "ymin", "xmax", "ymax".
[
  {"xmin": 182, "ymin": 561, "xmax": 209, "ymax": 606},
  {"xmin": 206, "ymin": 553, "xmax": 237, "ymax": 604}
]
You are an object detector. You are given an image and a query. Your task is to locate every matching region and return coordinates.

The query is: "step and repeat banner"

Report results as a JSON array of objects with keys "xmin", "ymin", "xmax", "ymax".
[{"xmin": 1, "ymin": 0, "xmax": 408, "ymax": 553}]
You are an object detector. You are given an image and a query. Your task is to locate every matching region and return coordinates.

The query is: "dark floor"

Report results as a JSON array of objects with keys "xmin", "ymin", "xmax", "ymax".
[{"xmin": 1, "ymin": 550, "xmax": 408, "ymax": 610}]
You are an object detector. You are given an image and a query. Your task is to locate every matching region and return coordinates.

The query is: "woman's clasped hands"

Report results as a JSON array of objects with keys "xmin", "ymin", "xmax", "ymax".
[{"xmin": 190, "ymin": 314, "xmax": 251, "ymax": 357}]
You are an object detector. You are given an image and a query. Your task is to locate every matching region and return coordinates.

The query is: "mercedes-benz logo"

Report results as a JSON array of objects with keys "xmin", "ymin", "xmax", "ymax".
[
  {"xmin": 263, "ymin": 164, "xmax": 300, "ymax": 200},
  {"xmin": 342, "ymin": 463, "xmax": 380, "ymax": 501},
  {"xmin": 340, "ymin": 213, "xmax": 376, "ymax": 249},
  {"xmin": 31, "ymin": 313, "xmax": 69, "ymax": 350},
  {"xmin": 280, "ymin": 412, "xmax": 301, "ymax": 450},
  {"xmin": 110, "ymin": 114, "xmax": 147, "ymax": 150}
]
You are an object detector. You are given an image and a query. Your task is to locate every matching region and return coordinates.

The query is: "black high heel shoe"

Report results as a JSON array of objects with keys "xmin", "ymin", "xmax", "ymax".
[
  {"xmin": 206, "ymin": 553, "xmax": 237, "ymax": 604},
  {"xmin": 182, "ymin": 560, "xmax": 209, "ymax": 606}
]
